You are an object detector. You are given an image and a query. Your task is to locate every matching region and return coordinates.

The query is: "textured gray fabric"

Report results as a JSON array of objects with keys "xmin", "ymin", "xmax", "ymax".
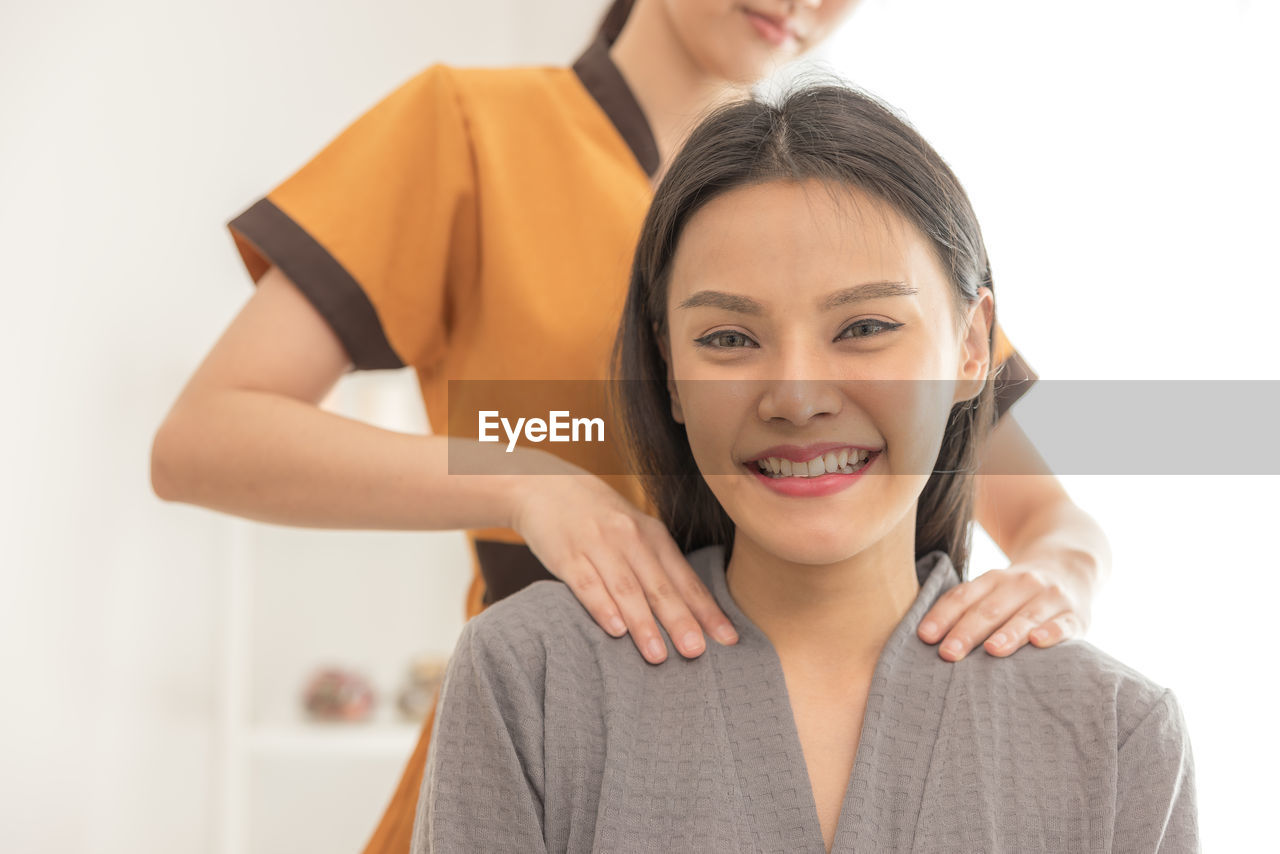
[{"xmin": 414, "ymin": 547, "xmax": 1198, "ymax": 853}]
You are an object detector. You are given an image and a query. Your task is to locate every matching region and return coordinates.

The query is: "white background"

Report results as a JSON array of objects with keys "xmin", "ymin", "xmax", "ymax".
[{"xmin": 2, "ymin": 0, "xmax": 1276, "ymax": 851}]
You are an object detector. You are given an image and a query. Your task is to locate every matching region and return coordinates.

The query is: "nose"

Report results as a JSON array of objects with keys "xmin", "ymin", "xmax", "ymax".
[{"xmin": 756, "ymin": 346, "xmax": 843, "ymax": 426}]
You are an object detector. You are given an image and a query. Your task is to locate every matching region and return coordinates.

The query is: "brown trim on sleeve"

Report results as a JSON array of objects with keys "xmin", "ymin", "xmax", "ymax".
[
  {"xmin": 227, "ymin": 197, "xmax": 405, "ymax": 371},
  {"xmin": 572, "ymin": 35, "xmax": 660, "ymax": 179},
  {"xmin": 992, "ymin": 349, "xmax": 1038, "ymax": 419},
  {"xmin": 473, "ymin": 539, "xmax": 558, "ymax": 606}
]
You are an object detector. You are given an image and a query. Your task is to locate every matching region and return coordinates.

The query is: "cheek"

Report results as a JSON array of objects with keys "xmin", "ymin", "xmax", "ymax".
[
  {"xmin": 677, "ymin": 379, "xmax": 751, "ymax": 477},
  {"xmin": 811, "ymin": 0, "xmax": 859, "ymax": 42},
  {"xmin": 870, "ymin": 380, "xmax": 955, "ymax": 477},
  {"xmin": 668, "ymin": 0, "xmax": 779, "ymax": 83}
]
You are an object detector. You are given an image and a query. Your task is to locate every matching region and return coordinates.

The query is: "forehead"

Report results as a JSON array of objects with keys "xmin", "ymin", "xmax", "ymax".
[{"xmin": 667, "ymin": 179, "xmax": 948, "ymax": 308}]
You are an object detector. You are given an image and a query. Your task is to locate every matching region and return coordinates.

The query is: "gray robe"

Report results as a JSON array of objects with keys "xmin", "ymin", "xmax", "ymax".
[{"xmin": 413, "ymin": 547, "xmax": 1198, "ymax": 852}]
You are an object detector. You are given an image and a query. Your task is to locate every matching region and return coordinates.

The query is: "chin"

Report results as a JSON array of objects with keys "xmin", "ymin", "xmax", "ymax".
[
  {"xmin": 734, "ymin": 56, "xmax": 791, "ymax": 85},
  {"xmin": 743, "ymin": 523, "xmax": 871, "ymax": 567},
  {"xmin": 720, "ymin": 58, "xmax": 772, "ymax": 85},
  {"xmin": 709, "ymin": 41, "xmax": 788, "ymax": 85}
]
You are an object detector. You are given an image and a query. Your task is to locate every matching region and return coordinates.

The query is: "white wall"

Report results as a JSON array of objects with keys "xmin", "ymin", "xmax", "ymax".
[
  {"xmin": 0, "ymin": 2, "xmax": 600, "ymax": 852},
  {"xmin": 820, "ymin": 2, "xmax": 1280, "ymax": 850},
  {"xmin": 1, "ymin": 0, "xmax": 1275, "ymax": 851}
]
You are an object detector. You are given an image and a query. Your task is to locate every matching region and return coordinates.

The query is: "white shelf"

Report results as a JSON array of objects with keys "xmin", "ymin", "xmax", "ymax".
[
  {"xmin": 249, "ymin": 723, "xmax": 421, "ymax": 758},
  {"xmin": 214, "ymin": 371, "xmax": 472, "ymax": 854}
]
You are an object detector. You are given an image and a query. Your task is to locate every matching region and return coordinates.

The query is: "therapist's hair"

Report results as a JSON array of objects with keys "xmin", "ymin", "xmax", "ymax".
[
  {"xmin": 612, "ymin": 83, "xmax": 997, "ymax": 577},
  {"xmin": 597, "ymin": 0, "xmax": 636, "ymax": 44}
]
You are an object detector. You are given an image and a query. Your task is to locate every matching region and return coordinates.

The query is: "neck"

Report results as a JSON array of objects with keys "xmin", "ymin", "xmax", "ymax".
[
  {"xmin": 725, "ymin": 514, "xmax": 923, "ymax": 683},
  {"xmin": 609, "ymin": 2, "xmax": 748, "ymax": 179}
]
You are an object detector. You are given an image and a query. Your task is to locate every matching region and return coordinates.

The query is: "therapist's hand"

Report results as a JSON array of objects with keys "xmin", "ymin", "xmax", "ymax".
[
  {"xmin": 917, "ymin": 556, "xmax": 1094, "ymax": 661},
  {"xmin": 924, "ymin": 414, "xmax": 1111, "ymax": 661},
  {"xmin": 510, "ymin": 467, "xmax": 739, "ymax": 664}
]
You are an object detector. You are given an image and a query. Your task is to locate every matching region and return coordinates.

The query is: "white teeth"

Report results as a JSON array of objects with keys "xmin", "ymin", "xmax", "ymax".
[{"xmin": 754, "ymin": 448, "xmax": 873, "ymax": 478}]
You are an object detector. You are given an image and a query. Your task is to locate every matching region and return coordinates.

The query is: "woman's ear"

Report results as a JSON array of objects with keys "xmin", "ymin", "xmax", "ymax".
[
  {"xmin": 655, "ymin": 326, "xmax": 685, "ymax": 424},
  {"xmin": 954, "ymin": 287, "xmax": 994, "ymax": 403}
]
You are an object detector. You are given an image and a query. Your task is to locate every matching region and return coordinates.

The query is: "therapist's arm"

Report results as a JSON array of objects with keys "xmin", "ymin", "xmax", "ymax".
[
  {"xmin": 413, "ymin": 616, "xmax": 548, "ymax": 853},
  {"xmin": 919, "ymin": 413, "xmax": 1112, "ymax": 660}
]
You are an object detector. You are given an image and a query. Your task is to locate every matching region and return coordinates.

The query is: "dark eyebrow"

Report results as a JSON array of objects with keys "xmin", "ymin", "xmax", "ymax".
[
  {"xmin": 676, "ymin": 290, "xmax": 764, "ymax": 315},
  {"xmin": 676, "ymin": 281, "xmax": 917, "ymax": 315},
  {"xmin": 820, "ymin": 281, "xmax": 918, "ymax": 309}
]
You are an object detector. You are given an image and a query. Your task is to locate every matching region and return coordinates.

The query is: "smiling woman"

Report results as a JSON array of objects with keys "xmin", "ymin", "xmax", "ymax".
[
  {"xmin": 659, "ymin": 178, "xmax": 989, "ymax": 567},
  {"xmin": 411, "ymin": 84, "xmax": 1197, "ymax": 853}
]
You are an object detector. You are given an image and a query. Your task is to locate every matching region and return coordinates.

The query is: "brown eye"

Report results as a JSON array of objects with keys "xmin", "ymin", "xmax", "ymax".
[
  {"xmin": 837, "ymin": 319, "xmax": 902, "ymax": 340},
  {"xmin": 694, "ymin": 330, "xmax": 758, "ymax": 349}
]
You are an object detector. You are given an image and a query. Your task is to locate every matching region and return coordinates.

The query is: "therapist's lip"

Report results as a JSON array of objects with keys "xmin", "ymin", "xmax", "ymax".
[
  {"xmin": 742, "ymin": 7, "xmax": 805, "ymax": 47},
  {"xmin": 744, "ymin": 441, "xmax": 880, "ymax": 464}
]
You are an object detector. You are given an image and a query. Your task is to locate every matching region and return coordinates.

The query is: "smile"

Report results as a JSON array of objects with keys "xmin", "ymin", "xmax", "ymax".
[
  {"xmin": 741, "ymin": 446, "xmax": 882, "ymax": 498},
  {"xmin": 752, "ymin": 447, "xmax": 873, "ymax": 478}
]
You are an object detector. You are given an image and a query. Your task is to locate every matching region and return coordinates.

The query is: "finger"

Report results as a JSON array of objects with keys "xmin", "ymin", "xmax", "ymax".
[
  {"xmin": 647, "ymin": 523, "xmax": 739, "ymax": 647},
  {"xmin": 981, "ymin": 592, "xmax": 1073, "ymax": 657},
  {"xmin": 937, "ymin": 574, "xmax": 1043, "ymax": 661},
  {"xmin": 586, "ymin": 544, "xmax": 671, "ymax": 664},
  {"xmin": 1029, "ymin": 611, "xmax": 1086, "ymax": 648},
  {"xmin": 917, "ymin": 571, "xmax": 1003, "ymax": 646},
  {"xmin": 558, "ymin": 555, "xmax": 629, "ymax": 638},
  {"xmin": 622, "ymin": 539, "xmax": 711, "ymax": 660}
]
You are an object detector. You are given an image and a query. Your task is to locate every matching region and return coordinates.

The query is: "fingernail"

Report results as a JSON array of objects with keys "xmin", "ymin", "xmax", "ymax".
[
  {"xmin": 607, "ymin": 617, "xmax": 626, "ymax": 636},
  {"xmin": 944, "ymin": 639, "xmax": 964, "ymax": 657},
  {"xmin": 989, "ymin": 633, "xmax": 1007, "ymax": 648},
  {"xmin": 1031, "ymin": 629, "xmax": 1049, "ymax": 643},
  {"xmin": 920, "ymin": 621, "xmax": 938, "ymax": 639},
  {"xmin": 647, "ymin": 638, "xmax": 666, "ymax": 660},
  {"xmin": 681, "ymin": 632, "xmax": 705, "ymax": 654},
  {"xmin": 715, "ymin": 625, "xmax": 739, "ymax": 644}
]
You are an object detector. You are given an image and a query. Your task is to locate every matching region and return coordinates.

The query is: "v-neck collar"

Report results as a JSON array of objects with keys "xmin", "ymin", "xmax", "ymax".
[
  {"xmin": 571, "ymin": 33, "xmax": 661, "ymax": 179},
  {"xmin": 694, "ymin": 546, "xmax": 962, "ymax": 853}
]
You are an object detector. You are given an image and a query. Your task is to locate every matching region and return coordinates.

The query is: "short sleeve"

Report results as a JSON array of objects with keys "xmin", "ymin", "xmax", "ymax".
[
  {"xmin": 991, "ymin": 323, "xmax": 1037, "ymax": 418},
  {"xmin": 413, "ymin": 616, "xmax": 548, "ymax": 853},
  {"xmin": 1113, "ymin": 689, "xmax": 1199, "ymax": 852},
  {"xmin": 226, "ymin": 64, "xmax": 478, "ymax": 372}
]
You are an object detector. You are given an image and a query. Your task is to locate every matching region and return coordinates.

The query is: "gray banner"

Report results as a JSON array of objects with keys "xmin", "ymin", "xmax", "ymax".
[{"xmin": 445, "ymin": 380, "xmax": 1280, "ymax": 475}]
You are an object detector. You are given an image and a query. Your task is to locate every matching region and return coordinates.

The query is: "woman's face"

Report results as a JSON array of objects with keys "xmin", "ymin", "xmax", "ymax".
[
  {"xmin": 664, "ymin": 179, "xmax": 992, "ymax": 566},
  {"xmin": 659, "ymin": 0, "xmax": 862, "ymax": 84}
]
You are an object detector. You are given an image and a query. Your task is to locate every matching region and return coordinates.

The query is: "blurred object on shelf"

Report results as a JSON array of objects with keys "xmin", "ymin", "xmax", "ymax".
[
  {"xmin": 397, "ymin": 655, "xmax": 449, "ymax": 721},
  {"xmin": 302, "ymin": 667, "xmax": 376, "ymax": 722}
]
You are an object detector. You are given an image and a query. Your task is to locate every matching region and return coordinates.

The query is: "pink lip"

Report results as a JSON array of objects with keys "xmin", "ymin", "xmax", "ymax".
[
  {"xmin": 745, "ymin": 451, "xmax": 880, "ymax": 498},
  {"xmin": 743, "ymin": 8, "xmax": 800, "ymax": 48},
  {"xmin": 746, "ymin": 442, "xmax": 880, "ymax": 464}
]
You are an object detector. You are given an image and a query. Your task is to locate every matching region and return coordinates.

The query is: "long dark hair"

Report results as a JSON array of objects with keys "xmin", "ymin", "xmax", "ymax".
[
  {"xmin": 611, "ymin": 85, "xmax": 997, "ymax": 578},
  {"xmin": 596, "ymin": 0, "xmax": 636, "ymax": 44}
]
